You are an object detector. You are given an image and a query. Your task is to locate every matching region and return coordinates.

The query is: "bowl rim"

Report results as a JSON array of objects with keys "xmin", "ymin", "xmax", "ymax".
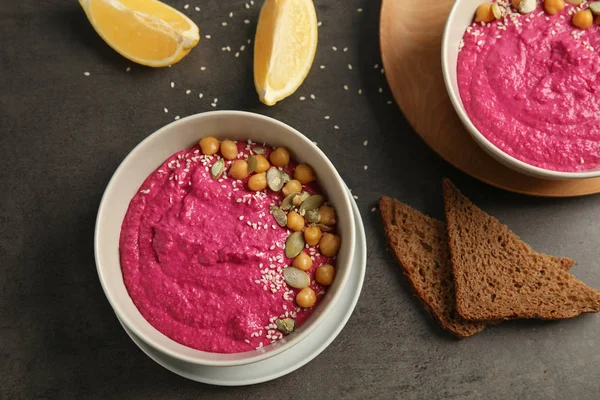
[
  {"xmin": 94, "ymin": 110, "xmax": 356, "ymax": 367},
  {"xmin": 441, "ymin": 0, "xmax": 600, "ymax": 180}
]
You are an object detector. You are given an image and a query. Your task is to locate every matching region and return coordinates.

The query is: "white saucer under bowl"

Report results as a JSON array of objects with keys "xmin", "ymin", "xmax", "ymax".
[{"xmin": 118, "ymin": 193, "xmax": 366, "ymax": 386}]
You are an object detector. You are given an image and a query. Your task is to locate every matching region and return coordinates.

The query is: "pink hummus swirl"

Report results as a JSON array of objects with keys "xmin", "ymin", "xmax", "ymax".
[{"xmin": 458, "ymin": 1, "xmax": 600, "ymax": 172}]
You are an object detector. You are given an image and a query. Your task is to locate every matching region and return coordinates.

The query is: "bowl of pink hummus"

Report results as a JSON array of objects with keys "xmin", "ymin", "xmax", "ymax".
[
  {"xmin": 442, "ymin": 0, "xmax": 600, "ymax": 179},
  {"xmin": 95, "ymin": 111, "xmax": 356, "ymax": 367}
]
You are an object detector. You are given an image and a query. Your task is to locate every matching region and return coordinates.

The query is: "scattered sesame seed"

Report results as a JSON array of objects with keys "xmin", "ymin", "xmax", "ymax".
[
  {"xmin": 320, "ymin": 65, "xmax": 326, "ymax": 69},
  {"xmin": 222, "ymin": 22, "xmax": 228, "ymax": 26},
  {"xmin": 229, "ymin": 11, "xmax": 233, "ymax": 17},
  {"xmin": 374, "ymin": 64, "xmax": 379, "ymax": 68},
  {"xmin": 371, "ymin": 207, "xmax": 377, "ymax": 212},
  {"xmin": 332, "ymin": 46, "xmax": 337, "ymax": 51},
  {"xmin": 343, "ymin": 85, "xmax": 348, "ymax": 90},
  {"xmin": 343, "ymin": 47, "xmax": 348, "ymax": 52},
  {"xmin": 387, "ymin": 100, "xmax": 393, "ymax": 105},
  {"xmin": 184, "ymin": 4, "xmax": 189, "ymax": 9},
  {"xmin": 363, "ymin": 140, "xmax": 368, "ymax": 146},
  {"xmin": 310, "ymin": 94, "xmax": 316, "ymax": 100},
  {"xmin": 324, "ymin": 115, "xmax": 330, "ymax": 120},
  {"xmin": 348, "ymin": 64, "xmax": 353, "ymax": 70},
  {"xmin": 240, "ymin": 45, "xmax": 245, "ymax": 51},
  {"xmin": 126, "ymin": 67, "xmax": 131, "ymax": 72},
  {"xmin": 214, "ymin": 98, "xmax": 218, "ymax": 103},
  {"xmin": 163, "ymin": 108, "xmax": 169, "ymax": 113},
  {"xmin": 353, "ymin": 195, "xmax": 359, "ymax": 200},
  {"xmin": 174, "ymin": 116, "xmax": 180, "ymax": 120},
  {"xmin": 300, "ymin": 96, "xmax": 306, "ymax": 101},
  {"xmin": 211, "ymin": 103, "xmax": 217, "ymax": 107},
  {"xmin": 201, "ymin": 66, "xmax": 206, "ymax": 71},
  {"xmin": 334, "ymin": 125, "xmax": 339, "ymax": 130},
  {"xmin": 318, "ymin": 21, "xmax": 322, "ymax": 26},
  {"xmin": 251, "ymin": 0, "xmax": 254, "ymax": 4},
  {"xmin": 358, "ymin": 89, "xmax": 362, "ymax": 95},
  {"xmin": 245, "ymin": 3, "xmax": 250, "ymax": 8},
  {"xmin": 357, "ymin": 8, "xmax": 363, "ymax": 12},
  {"xmin": 363, "ymin": 165, "xmax": 368, "ymax": 170},
  {"xmin": 235, "ymin": 52, "xmax": 240, "ymax": 57},
  {"xmin": 195, "ymin": 6, "xmax": 200, "ymax": 11},
  {"xmin": 248, "ymin": 39, "xmax": 252, "ymax": 44},
  {"xmin": 244, "ymin": 19, "xmax": 250, "ymax": 24},
  {"xmin": 205, "ymin": 35, "xmax": 211, "ymax": 39},
  {"xmin": 170, "ymin": 82, "xmax": 175, "ymax": 88},
  {"xmin": 83, "ymin": 72, "xmax": 90, "ymax": 76},
  {"xmin": 186, "ymin": 90, "xmax": 191, "ymax": 95},
  {"xmin": 199, "ymin": 93, "xmax": 204, "ymax": 99},
  {"xmin": 378, "ymin": 87, "xmax": 383, "ymax": 93},
  {"xmin": 580, "ymin": 157, "xmax": 585, "ymax": 164},
  {"xmin": 380, "ymin": 68, "xmax": 385, "ymax": 74}
]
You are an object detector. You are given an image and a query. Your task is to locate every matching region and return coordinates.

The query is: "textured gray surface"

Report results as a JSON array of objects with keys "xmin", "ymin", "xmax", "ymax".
[{"xmin": 1, "ymin": 0, "xmax": 600, "ymax": 399}]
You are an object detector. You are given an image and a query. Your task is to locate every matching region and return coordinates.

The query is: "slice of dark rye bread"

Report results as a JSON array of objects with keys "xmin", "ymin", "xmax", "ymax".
[
  {"xmin": 443, "ymin": 179, "xmax": 600, "ymax": 321},
  {"xmin": 379, "ymin": 197, "xmax": 573, "ymax": 338}
]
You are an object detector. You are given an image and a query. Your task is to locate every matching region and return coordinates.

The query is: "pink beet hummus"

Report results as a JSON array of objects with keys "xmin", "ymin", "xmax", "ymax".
[
  {"xmin": 458, "ymin": 1, "xmax": 600, "ymax": 172},
  {"xmin": 119, "ymin": 141, "xmax": 334, "ymax": 353}
]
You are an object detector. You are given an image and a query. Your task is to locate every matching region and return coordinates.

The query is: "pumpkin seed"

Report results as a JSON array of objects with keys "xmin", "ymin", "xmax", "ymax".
[
  {"xmin": 283, "ymin": 267, "xmax": 310, "ymax": 289},
  {"xmin": 281, "ymin": 171, "xmax": 291, "ymax": 184},
  {"xmin": 293, "ymin": 191, "xmax": 310, "ymax": 206},
  {"xmin": 590, "ymin": 2, "xmax": 600, "ymax": 14},
  {"xmin": 276, "ymin": 318, "xmax": 296, "ymax": 334},
  {"xmin": 305, "ymin": 209, "xmax": 321, "ymax": 224},
  {"xmin": 299, "ymin": 194, "xmax": 324, "ymax": 214},
  {"xmin": 252, "ymin": 146, "xmax": 266, "ymax": 155},
  {"xmin": 315, "ymin": 223, "xmax": 333, "ymax": 232},
  {"xmin": 281, "ymin": 192, "xmax": 300, "ymax": 211},
  {"xmin": 285, "ymin": 232, "xmax": 305, "ymax": 258},
  {"xmin": 210, "ymin": 159, "xmax": 225, "ymax": 180},
  {"xmin": 247, "ymin": 155, "xmax": 258, "ymax": 173},
  {"xmin": 270, "ymin": 206, "xmax": 288, "ymax": 227},
  {"xmin": 267, "ymin": 167, "xmax": 284, "ymax": 191}
]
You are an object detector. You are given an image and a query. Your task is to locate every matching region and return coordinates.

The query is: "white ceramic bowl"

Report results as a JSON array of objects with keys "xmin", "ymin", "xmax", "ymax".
[
  {"xmin": 94, "ymin": 111, "xmax": 356, "ymax": 367},
  {"xmin": 441, "ymin": 0, "xmax": 600, "ymax": 180}
]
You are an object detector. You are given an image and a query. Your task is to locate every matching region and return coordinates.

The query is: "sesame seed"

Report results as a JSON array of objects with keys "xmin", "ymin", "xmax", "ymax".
[
  {"xmin": 334, "ymin": 125, "xmax": 339, "ymax": 130},
  {"xmin": 184, "ymin": 4, "xmax": 189, "ymax": 9},
  {"xmin": 126, "ymin": 67, "xmax": 131, "ymax": 72},
  {"xmin": 348, "ymin": 64, "xmax": 352, "ymax": 70},
  {"xmin": 214, "ymin": 98, "xmax": 218, "ymax": 103},
  {"xmin": 318, "ymin": 21, "xmax": 322, "ymax": 26},
  {"xmin": 343, "ymin": 85, "xmax": 348, "ymax": 90},
  {"xmin": 174, "ymin": 116, "xmax": 180, "ymax": 120},
  {"xmin": 170, "ymin": 82, "xmax": 175, "ymax": 88},
  {"xmin": 83, "ymin": 72, "xmax": 90, "ymax": 76},
  {"xmin": 240, "ymin": 45, "xmax": 245, "ymax": 51},
  {"xmin": 201, "ymin": 66, "xmax": 206, "ymax": 71},
  {"xmin": 320, "ymin": 65, "xmax": 326, "ymax": 69},
  {"xmin": 235, "ymin": 52, "xmax": 240, "ymax": 57},
  {"xmin": 364, "ymin": 165, "xmax": 368, "ymax": 170},
  {"xmin": 163, "ymin": 108, "xmax": 169, "ymax": 113},
  {"xmin": 332, "ymin": 46, "xmax": 337, "ymax": 51},
  {"xmin": 244, "ymin": 339, "xmax": 250, "ymax": 344},
  {"xmin": 246, "ymin": 3, "xmax": 250, "ymax": 8},
  {"xmin": 363, "ymin": 140, "xmax": 368, "ymax": 146},
  {"xmin": 185, "ymin": 90, "xmax": 191, "ymax": 95},
  {"xmin": 205, "ymin": 35, "xmax": 211, "ymax": 39},
  {"xmin": 300, "ymin": 96, "xmax": 306, "ymax": 101},
  {"xmin": 357, "ymin": 8, "xmax": 363, "ymax": 12},
  {"xmin": 358, "ymin": 89, "xmax": 362, "ymax": 95},
  {"xmin": 244, "ymin": 19, "xmax": 250, "ymax": 24},
  {"xmin": 374, "ymin": 64, "xmax": 379, "ymax": 68},
  {"xmin": 239, "ymin": 216, "xmax": 244, "ymax": 220},
  {"xmin": 378, "ymin": 87, "xmax": 383, "ymax": 93},
  {"xmin": 380, "ymin": 68, "xmax": 385, "ymax": 74},
  {"xmin": 195, "ymin": 6, "xmax": 200, "ymax": 11},
  {"xmin": 371, "ymin": 207, "xmax": 377, "ymax": 212},
  {"xmin": 229, "ymin": 11, "xmax": 233, "ymax": 17},
  {"xmin": 199, "ymin": 93, "xmax": 203, "ymax": 98},
  {"xmin": 248, "ymin": 39, "xmax": 252, "ymax": 44},
  {"xmin": 222, "ymin": 22, "xmax": 228, "ymax": 26},
  {"xmin": 310, "ymin": 94, "xmax": 316, "ymax": 100},
  {"xmin": 353, "ymin": 195, "xmax": 358, "ymax": 200},
  {"xmin": 343, "ymin": 47, "xmax": 348, "ymax": 52},
  {"xmin": 211, "ymin": 103, "xmax": 217, "ymax": 107},
  {"xmin": 324, "ymin": 115, "xmax": 330, "ymax": 120}
]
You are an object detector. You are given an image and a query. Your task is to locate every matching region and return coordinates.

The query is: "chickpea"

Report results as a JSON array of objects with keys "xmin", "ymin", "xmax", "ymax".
[
  {"xmin": 511, "ymin": 0, "xmax": 521, "ymax": 8},
  {"xmin": 270, "ymin": 147, "xmax": 291, "ymax": 167},
  {"xmin": 248, "ymin": 172, "xmax": 267, "ymax": 191},
  {"xmin": 315, "ymin": 264, "xmax": 335, "ymax": 286},
  {"xmin": 296, "ymin": 287, "xmax": 316, "ymax": 308},
  {"xmin": 229, "ymin": 160, "xmax": 249, "ymax": 180},
  {"xmin": 282, "ymin": 179, "xmax": 303, "ymax": 196},
  {"xmin": 544, "ymin": 0, "xmax": 565, "ymax": 15},
  {"xmin": 475, "ymin": 3, "xmax": 495, "ymax": 22},
  {"xmin": 319, "ymin": 233, "xmax": 341, "ymax": 257},
  {"xmin": 304, "ymin": 226, "xmax": 322, "ymax": 246},
  {"xmin": 220, "ymin": 140, "xmax": 238, "ymax": 160},
  {"xmin": 293, "ymin": 252, "xmax": 312, "ymax": 271},
  {"xmin": 199, "ymin": 137, "xmax": 220, "ymax": 155},
  {"xmin": 294, "ymin": 164, "xmax": 316, "ymax": 184},
  {"xmin": 254, "ymin": 154, "xmax": 270, "ymax": 173},
  {"xmin": 319, "ymin": 205, "xmax": 336, "ymax": 226},
  {"xmin": 572, "ymin": 9, "xmax": 593, "ymax": 29},
  {"xmin": 287, "ymin": 211, "xmax": 305, "ymax": 232}
]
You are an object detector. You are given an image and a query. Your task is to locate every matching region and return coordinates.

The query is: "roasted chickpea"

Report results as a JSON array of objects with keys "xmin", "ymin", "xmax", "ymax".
[
  {"xmin": 511, "ymin": 0, "xmax": 521, "ymax": 8},
  {"xmin": 296, "ymin": 287, "xmax": 316, "ymax": 308},
  {"xmin": 248, "ymin": 172, "xmax": 267, "ymax": 191},
  {"xmin": 254, "ymin": 154, "xmax": 270, "ymax": 173},
  {"xmin": 572, "ymin": 9, "xmax": 593, "ymax": 29},
  {"xmin": 294, "ymin": 164, "xmax": 316, "ymax": 184},
  {"xmin": 229, "ymin": 160, "xmax": 249, "ymax": 180},
  {"xmin": 315, "ymin": 264, "xmax": 335, "ymax": 286},
  {"xmin": 287, "ymin": 211, "xmax": 305, "ymax": 232},
  {"xmin": 319, "ymin": 205, "xmax": 336, "ymax": 226},
  {"xmin": 199, "ymin": 137, "xmax": 220, "ymax": 155},
  {"xmin": 293, "ymin": 252, "xmax": 312, "ymax": 271},
  {"xmin": 220, "ymin": 140, "xmax": 238, "ymax": 160},
  {"xmin": 282, "ymin": 179, "xmax": 302, "ymax": 196},
  {"xmin": 475, "ymin": 3, "xmax": 495, "ymax": 22},
  {"xmin": 544, "ymin": 0, "xmax": 565, "ymax": 15},
  {"xmin": 304, "ymin": 226, "xmax": 322, "ymax": 246},
  {"xmin": 270, "ymin": 147, "xmax": 291, "ymax": 167},
  {"xmin": 319, "ymin": 233, "xmax": 341, "ymax": 257}
]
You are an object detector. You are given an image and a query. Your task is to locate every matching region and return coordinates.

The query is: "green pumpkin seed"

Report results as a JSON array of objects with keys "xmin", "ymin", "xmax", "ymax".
[
  {"xmin": 252, "ymin": 147, "xmax": 266, "ymax": 155},
  {"xmin": 283, "ymin": 267, "xmax": 310, "ymax": 289},
  {"xmin": 293, "ymin": 191, "xmax": 310, "ymax": 207},
  {"xmin": 590, "ymin": 2, "xmax": 600, "ymax": 15},
  {"xmin": 270, "ymin": 206, "xmax": 288, "ymax": 227},
  {"xmin": 267, "ymin": 167, "xmax": 284, "ymax": 191},
  {"xmin": 315, "ymin": 223, "xmax": 333, "ymax": 232},
  {"xmin": 247, "ymin": 155, "xmax": 258, "ymax": 173},
  {"xmin": 276, "ymin": 318, "xmax": 296, "ymax": 335},
  {"xmin": 299, "ymin": 194, "xmax": 324, "ymax": 215},
  {"xmin": 285, "ymin": 232, "xmax": 305, "ymax": 258},
  {"xmin": 210, "ymin": 159, "xmax": 225, "ymax": 180},
  {"xmin": 305, "ymin": 209, "xmax": 321, "ymax": 224},
  {"xmin": 281, "ymin": 171, "xmax": 291, "ymax": 184},
  {"xmin": 281, "ymin": 192, "xmax": 301, "ymax": 211}
]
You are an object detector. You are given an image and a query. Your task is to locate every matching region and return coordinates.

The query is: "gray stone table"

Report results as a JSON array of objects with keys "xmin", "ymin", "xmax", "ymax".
[{"xmin": 2, "ymin": 0, "xmax": 599, "ymax": 399}]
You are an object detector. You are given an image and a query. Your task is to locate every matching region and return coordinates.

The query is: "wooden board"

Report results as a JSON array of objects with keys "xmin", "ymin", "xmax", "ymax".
[{"xmin": 379, "ymin": 0, "xmax": 600, "ymax": 197}]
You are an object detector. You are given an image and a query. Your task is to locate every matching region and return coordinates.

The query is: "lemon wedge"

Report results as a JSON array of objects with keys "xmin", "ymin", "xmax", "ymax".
[
  {"xmin": 254, "ymin": 0, "xmax": 318, "ymax": 106},
  {"xmin": 79, "ymin": 0, "xmax": 199, "ymax": 67}
]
